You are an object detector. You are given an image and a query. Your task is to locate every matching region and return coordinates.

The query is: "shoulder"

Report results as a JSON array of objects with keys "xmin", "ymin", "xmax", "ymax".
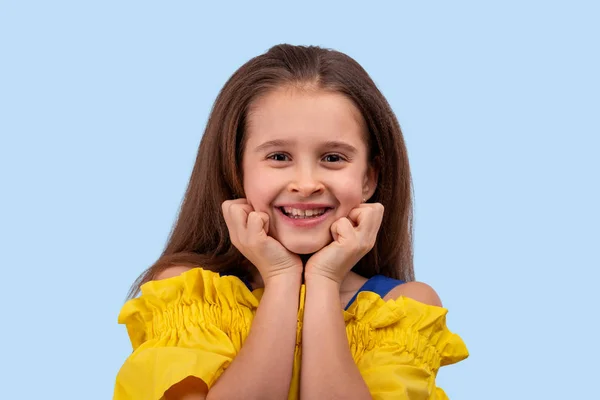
[
  {"xmin": 154, "ymin": 266, "xmax": 194, "ymax": 281},
  {"xmin": 383, "ymin": 281, "xmax": 443, "ymax": 307}
]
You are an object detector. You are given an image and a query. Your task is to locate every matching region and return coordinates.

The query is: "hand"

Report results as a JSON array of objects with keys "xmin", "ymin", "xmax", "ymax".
[
  {"xmin": 222, "ymin": 199, "xmax": 303, "ymax": 285},
  {"xmin": 305, "ymin": 203, "xmax": 384, "ymax": 285}
]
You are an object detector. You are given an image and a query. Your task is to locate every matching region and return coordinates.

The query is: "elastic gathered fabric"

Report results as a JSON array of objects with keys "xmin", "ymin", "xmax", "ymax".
[{"xmin": 114, "ymin": 268, "xmax": 468, "ymax": 400}]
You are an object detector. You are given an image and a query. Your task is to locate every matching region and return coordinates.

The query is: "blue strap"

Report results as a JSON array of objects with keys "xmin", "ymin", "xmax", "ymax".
[{"xmin": 344, "ymin": 275, "xmax": 405, "ymax": 310}]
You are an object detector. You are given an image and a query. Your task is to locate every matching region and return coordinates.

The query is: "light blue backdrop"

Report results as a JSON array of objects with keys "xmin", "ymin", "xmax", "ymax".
[{"xmin": 1, "ymin": 1, "xmax": 598, "ymax": 399}]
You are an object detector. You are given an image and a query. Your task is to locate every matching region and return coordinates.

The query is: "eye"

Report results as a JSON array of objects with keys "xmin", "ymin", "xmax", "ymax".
[
  {"xmin": 323, "ymin": 153, "xmax": 345, "ymax": 163},
  {"xmin": 267, "ymin": 152, "xmax": 290, "ymax": 162}
]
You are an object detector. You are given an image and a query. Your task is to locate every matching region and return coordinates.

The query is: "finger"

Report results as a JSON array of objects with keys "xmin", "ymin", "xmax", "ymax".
[
  {"xmin": 222, "ymin": 199, "xmax": 250, "ymax": 222},
  {"xmin": 347, "ymin": 205, "xmax": 367, "ymax": 225},
  {"xmin": 330, "ymin": 219, "xmax": 340, "ymax": 242},
  {"xmin": 230, "ymin": 203, "xmax": 254, "ymax": 229},
  {"xmin": 348, "ymin": 203, "xmax": 384, "ymax": 232},
  {"xmin": 221, "ymin": 200, "xmax": 235, "ymax": 229},
  {"xmin": 352, "ymin": 204, "xmax": 384, "ymax": 252},
  {"xmin": 247, "ymin": 211, "xmax": 268, "ymax": 237},
  {"xmin": 330, "ymin": 217, "xmax": 355, "ymax": 243},
  {"xmin": 222, "ymin": 198, "xmax": 248, "ymax": 214},
  {"xmin": 256, "ymin": 211, "xmax": 270, "ymax": 235},
  {"xmin": 221, "ymin": 201, "xmax": 238, "ymax": 244}
]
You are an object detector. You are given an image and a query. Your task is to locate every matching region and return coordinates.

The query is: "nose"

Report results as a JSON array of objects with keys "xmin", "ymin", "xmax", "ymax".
[{"xmin": 287, "ymin": 165, "xmax": 325, "ymax": 197}]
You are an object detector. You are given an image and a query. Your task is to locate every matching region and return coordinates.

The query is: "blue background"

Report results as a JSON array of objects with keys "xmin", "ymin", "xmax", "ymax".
[{"xmin": 1, "ymin": 1, "xmax": 598, "ymax": 398}]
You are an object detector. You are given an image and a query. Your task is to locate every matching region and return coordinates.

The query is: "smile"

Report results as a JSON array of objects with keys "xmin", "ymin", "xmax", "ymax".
[
  {"xmin": 275, "ymin": 204, "xmax": 334, "ymax": 227},
  {"xmin": 280, "ymin": 207, "xmax": 327, "ymax": 218}
]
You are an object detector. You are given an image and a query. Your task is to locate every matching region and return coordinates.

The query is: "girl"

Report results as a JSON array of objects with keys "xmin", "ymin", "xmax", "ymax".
[{"xmin": 114, "ymin": 44, "xmax": 468, "ymax": 400}]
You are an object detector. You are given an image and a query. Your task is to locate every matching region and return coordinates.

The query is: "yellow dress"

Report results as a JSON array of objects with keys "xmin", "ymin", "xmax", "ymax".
[{"xmin": 114, "ymin": 268, "xmax": 468, "ymax": 399}]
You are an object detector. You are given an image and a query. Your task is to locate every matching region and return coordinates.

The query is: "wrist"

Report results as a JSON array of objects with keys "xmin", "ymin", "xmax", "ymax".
[
  {"xmin": 263, "ymin": 269, "xmax": 303, "ymax": 289},
  {"xmin": 304, "ymin": 271, "xmax": 342, "ymax": 290}
]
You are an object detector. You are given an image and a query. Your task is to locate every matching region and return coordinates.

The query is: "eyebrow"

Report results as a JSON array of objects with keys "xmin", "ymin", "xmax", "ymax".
[
  {"xmin": 254, "ymin": 139, "xmax": 358, "ymax": 155},
  {"xmin": 254, "ymin": 139, "xmax": 291, "ymax": 153}
]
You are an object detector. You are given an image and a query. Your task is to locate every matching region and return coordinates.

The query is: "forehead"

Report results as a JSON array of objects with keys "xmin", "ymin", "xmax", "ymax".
[{"xmin": 245, "ymin": 87, "xmax": 367, "ymax": 146}]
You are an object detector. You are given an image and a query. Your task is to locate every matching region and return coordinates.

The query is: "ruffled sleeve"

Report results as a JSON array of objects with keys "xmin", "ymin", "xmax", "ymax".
[
  {"xmin": 113, "ymin": 268, "xmax": 260, "ymax": 400},
  {"xmin": 343, "ymin": 292, "xmax": 469, "ymax": 400}
]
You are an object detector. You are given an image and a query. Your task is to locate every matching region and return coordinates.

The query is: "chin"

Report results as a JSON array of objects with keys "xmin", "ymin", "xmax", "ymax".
[{"xmin": 280, "ymin": 236, "xmax": 331, "ymax": 255}]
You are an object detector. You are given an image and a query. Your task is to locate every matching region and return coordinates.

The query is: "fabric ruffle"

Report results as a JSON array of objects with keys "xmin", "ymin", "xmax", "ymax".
[
  {"xmin": 114, "ymin": 268, "xmax": 468, "ymax": 400},
  {"xmin": 114, "ymin": 268, "xmax": 261, "ymax": 399},
  {"xmin": 119, "ymin": 268, "xmax": 260, "ymax": 350},
  {"xmin": 343, "ymin": 291, "xmax": 469, "ymax": 399}
]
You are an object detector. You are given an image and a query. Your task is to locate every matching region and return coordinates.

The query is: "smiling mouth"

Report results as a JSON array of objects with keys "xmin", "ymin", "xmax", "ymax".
[{"xmin": 278, "ymin": 207, "xmax": 332, "ymax": 219}]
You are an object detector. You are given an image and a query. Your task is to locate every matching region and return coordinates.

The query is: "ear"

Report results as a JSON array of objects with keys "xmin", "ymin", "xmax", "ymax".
[{"xmin": 362, "ymin": 156, "xmax": 380, "ymax": 201}]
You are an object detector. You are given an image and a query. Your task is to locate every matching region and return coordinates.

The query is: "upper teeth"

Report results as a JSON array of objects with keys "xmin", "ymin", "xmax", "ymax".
[{"xmin": 282, "ymin": 207, "xmax": 326, "ymax": 217}]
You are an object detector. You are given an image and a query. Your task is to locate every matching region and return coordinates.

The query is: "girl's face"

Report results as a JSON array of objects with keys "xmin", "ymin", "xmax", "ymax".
[{"xmin": 242, "ymin": 87, "xmax": 377, "ymax": 254}]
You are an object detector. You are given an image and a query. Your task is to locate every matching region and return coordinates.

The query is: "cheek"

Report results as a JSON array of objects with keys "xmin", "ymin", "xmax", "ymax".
[
  {"xmin": 243, "ymin": 170, "xmax": 277, "ymax": 211},
  {"xmin": 330, "ymin": 175, "xmax": 364, "ymax": 211}
]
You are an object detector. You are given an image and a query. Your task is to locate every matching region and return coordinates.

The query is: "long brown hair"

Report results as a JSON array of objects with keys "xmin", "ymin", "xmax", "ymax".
[{"xmin": 127, "ymin": 44, "xmax": 415, "ymax": 299}]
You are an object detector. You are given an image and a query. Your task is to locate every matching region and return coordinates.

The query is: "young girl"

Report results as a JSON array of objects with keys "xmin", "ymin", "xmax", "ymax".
[{"xmin": 114, "ymin": 44, "xmax": 468, "ymax": 400}]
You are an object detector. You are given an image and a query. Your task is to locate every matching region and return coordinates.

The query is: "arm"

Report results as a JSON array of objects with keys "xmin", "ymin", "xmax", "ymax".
[
  {"xmin": 300, "ymin": 204, "xmax": 385, "ymax": 400},
  {"xmin": 206, "ymin": 199, "xmax": 304, "ymax": 399},
  {"xmin": 300, "ymin": 274, "xmax": 372, "ymax": 400},
  {"xmin": 155, "ymin": 267, "xmax": 302, "ymax": 400},
  {"xmin": 208, "ymin": 273, "xmax": 302, "ymax": 400}
]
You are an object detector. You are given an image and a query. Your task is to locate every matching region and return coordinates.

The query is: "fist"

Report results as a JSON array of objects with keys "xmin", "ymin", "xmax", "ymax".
[
  {"xmin": 222, "ymin": 199, "xmax": 302, "ymax": 284},
  {"xmin": 305, "ymin": 203, "xmax": 384, "ymax": 284}
]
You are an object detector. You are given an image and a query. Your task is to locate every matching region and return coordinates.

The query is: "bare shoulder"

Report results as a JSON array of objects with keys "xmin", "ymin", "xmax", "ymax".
[
  {"xmin": 383, "ymin": 281, "xmax": 443, "ymax": 307},
  {"xmin": 154, "ymin": 266, "xmax": 194, "ymax": 281}
]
